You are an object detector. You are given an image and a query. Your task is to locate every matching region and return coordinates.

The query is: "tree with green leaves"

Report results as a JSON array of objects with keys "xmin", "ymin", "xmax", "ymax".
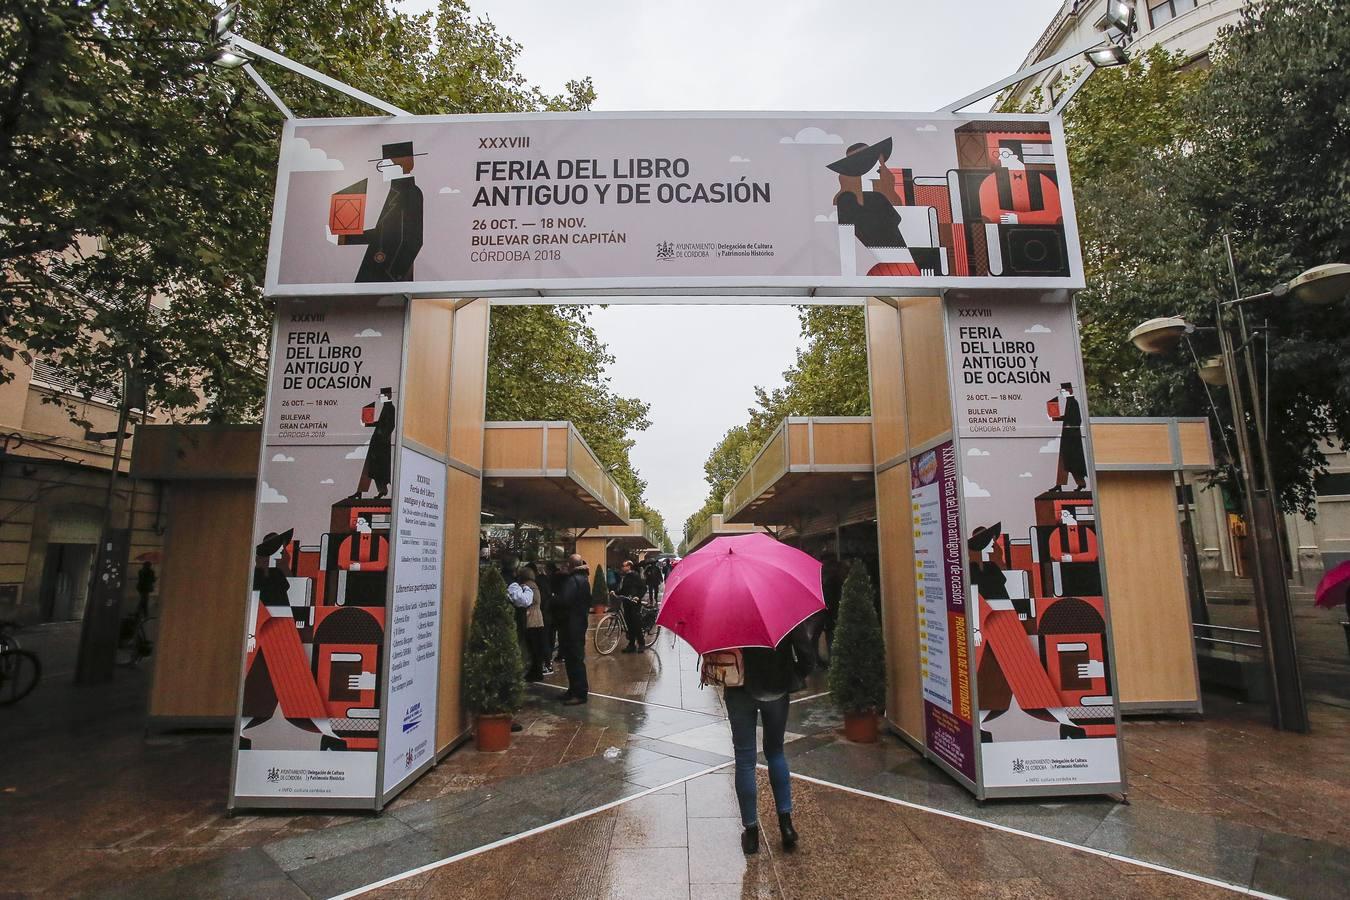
[
  {"xmin": 463, "ymin": 566, "xmax": 524, "ymax": 716},
  {"xmin": 2, "ymin": 0, "xmax": 593, "ymax": 425},
  {"xmin": 1052, "ymin": 2, "xmax": 1350, "ymax": 515},
  {"xmin": 828, "ymin": 561, "xmax": 885, "ymax": 714},
  {"xmin": 684, "ymin": 306, "xmax": 870, "ymax": 543}
]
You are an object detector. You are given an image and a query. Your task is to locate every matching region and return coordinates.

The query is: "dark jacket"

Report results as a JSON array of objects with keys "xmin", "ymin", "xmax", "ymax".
[
  {"xmin": 559, "ymin": 569, "xmax": 592, "ymax": 623},
  {"xmin": 619, "ymin": 571, "xmax": 646, "ymax": 599},
  {"xmin": 644, "ymin": 563, "xmax": 663, "ymax": 586},
  {"xmin": 735, "ymin": 622, "xmax": 815, "ymax": 698},
  {"xmin": 351, "ymin": 177, "xmax": 424, "ymax": 283}
]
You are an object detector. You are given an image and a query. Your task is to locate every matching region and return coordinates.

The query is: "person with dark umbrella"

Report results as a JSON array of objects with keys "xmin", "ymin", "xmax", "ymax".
[{"xmin": 338, "ymin": 141, "xmax": 425, "ymax": 283}]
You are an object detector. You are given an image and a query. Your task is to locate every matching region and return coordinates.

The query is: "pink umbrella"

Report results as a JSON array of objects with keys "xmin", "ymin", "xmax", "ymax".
[
  {"xmin": 657, "ymin": 532, "xmax": 824, "ymax": 655},
  {"xmin": 1314, "ymin": 561, "xmax": 1350, "ymax": 610}
]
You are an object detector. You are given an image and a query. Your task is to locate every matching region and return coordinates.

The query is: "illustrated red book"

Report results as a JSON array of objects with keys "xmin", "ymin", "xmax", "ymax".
[
  {"xmin": 1046, "ymin": 397, "xmax": 1062, "ymax": 420},
  {"xmin": 329, "ymin": 179, "xmax": 368, "ymax": 236},
  {"xmin": 361, "ymin": 400, "xmax": 377, "ymax": 425}
]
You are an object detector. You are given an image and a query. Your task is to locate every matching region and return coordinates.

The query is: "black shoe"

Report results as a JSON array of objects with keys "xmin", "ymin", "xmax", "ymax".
[
  {"xmin": 778, "ymin": 813, "xmax": 798, "ymax": 851},
  {"xmin": 562, "ymin": 696, "xmax": 587, "ymax": 706},
  {"xmin": 741, "ymin": 823, "xmax": 759, "ymax": 855},
  {"xmin": 622, "ymin": 644, "xmax": 636, "ymax": 653},
  {"xmin": 510, "ymin": 722, "xmax": 524, "ymax": 733}
]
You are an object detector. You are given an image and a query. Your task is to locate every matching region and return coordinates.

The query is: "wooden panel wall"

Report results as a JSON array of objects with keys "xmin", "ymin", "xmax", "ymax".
[
  {"xmin": 899, "ymin": 297, "xmax": 951, "ymax": 448},
  {"xmin": 436, "ymin": 299, "xmax": 490, "ymax": 755},
  {"xmin": 1097, "ymin": 472, "xmax": 1201, "ymax": 708},
  {"xmin": 810, "ymin": 421, "xmax": 874, "ymax": 466},
  {"xmin": 148, "ymin": 480, "xmax": 255, "ymax": 719},
  {"xmin": 575, "ymin": 536, "xmax": 608, "ymax": 588},
  {"xmin": 865, "ymin": 298, "xmax": 925, "ymax": 745},
  {"xmin": 1092, "ymin": 422, "xmax": 1172, "ymax": 467},
  {"xmin": 483, "ymin": 426, "xmax": 546, "ymax": 470},
  {"xmin": 866, "ymin": 301, "xmax": 905, "ymax": 467},
  {"xmin": 1178, "ymin": 421, "xmax": 1215, "ymax": 468},
  {"xmin": 404, "ymin": 300, "xmax": 454, "ymax": 453}
]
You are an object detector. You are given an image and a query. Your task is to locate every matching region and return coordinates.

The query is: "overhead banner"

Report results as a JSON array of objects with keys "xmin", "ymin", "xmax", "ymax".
[
  {"xmin": 265, "ymin": 112, "xmax": 1083, "ymax": 297},
  {"xmin": 232, "ymin": 296, "xmax": 407, "ymax": 807},
  {"xmin": 946, "ymin": 295, "xmax": 1124, "ymax": 793}
]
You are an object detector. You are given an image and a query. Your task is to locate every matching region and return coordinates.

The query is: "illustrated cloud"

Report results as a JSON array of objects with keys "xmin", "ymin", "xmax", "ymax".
[
  {"xmin": 439, "ymin": 186, "xmax": 461, "ymax": 194},
  {"xmin": 282, "ymin": 137, "xmax": 343, "ymax": 172},
  {"xmin": 915, "ymin": 124, "xmax": 938, "ymax": 133},
  {"xmin": 814, "ymin": 210, "xmax": 838, "ymax": 223},
  {"xmin": 353, "ymin": 328, "xmax": 382, "ymax": 338},
  {"xmin": 320, "ymin": 478, "xmax": 335, "ymax": 485},
  {"xmin": 963, "ymin": 476, "xmax": 990, "ymax": 498},
  {"xmin": 1025, "ymin": 324, "xmax": 1052, "ymax": 334},
  {"xmin": 729, "ymin": 155, "xmax": 751, "ymax": 163},
  {"xmin": 781, "ymin": 126, "xmax": 843, "ymax": 145},
  {"xmin": 967, "ymin": 448, "xmax": 990, "ymax": 457},
  {"xmin": 1040, "ymin": 438, "xmax": 1061, "ymax": 454},
  {"xmin": 1018, "ymin": 471, "xmax": 1033, "ymax": 478},
  {"xmin": 271, "ymin": 452, "xmax": 295, "ymax": 463},
  {"xmin": 345, "ymin": 445, "xmax": 368, "ymax": 460},
  {"xmin": 259, "ymin": 481, "xmax": 288, "ymax": 503}
]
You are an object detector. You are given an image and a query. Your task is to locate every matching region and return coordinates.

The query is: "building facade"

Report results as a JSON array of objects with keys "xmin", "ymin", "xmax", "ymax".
[
  {"xmin": 0, "ymin": 350, "xmax": 166, "ymax": 625},
  {"xmin": 1002, "ymin": 0, "xmax": 1247, "ymax": 111}
]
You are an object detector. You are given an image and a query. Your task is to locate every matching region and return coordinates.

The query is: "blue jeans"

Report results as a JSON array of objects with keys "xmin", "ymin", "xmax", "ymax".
[{"xmin": 724, "ymin": 688, "xmax": 791, "ymax": 827}]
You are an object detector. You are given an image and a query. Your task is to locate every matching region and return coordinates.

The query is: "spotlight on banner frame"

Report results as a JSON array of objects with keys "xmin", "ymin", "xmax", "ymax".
[
  {"xmin": 1085, "ymin": 45, "xmax": 1130, "ymax": 68},
  {"xmin": 1105, "ymin": 0, "xmax": 1137, "ymax": 35}
]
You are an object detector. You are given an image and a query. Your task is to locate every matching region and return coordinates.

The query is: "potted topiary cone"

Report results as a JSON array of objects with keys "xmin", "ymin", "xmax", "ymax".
[
  {"xmin": 828, "ymin": 560, "xmax": 887, "ymax": 743},
  {"xmin": 464, "ymin": 567, "xmax": 526, "ymax": 752},
  {"xmin": 591, "ymin": 565, "xmax": 609, "ymax": 614}
]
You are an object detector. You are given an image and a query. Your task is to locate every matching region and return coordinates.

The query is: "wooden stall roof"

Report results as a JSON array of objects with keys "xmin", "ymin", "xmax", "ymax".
[
  {"xmin": 130, "ymin": 424, "xmax": 261, "ymax": 480},
  {"xmin": 1090, "ymin": 417, "xmax": 1214, "ymax": 472},
  {"xmin": 683, "ymin": 514, "xmax": 770, "ymax": 554},
  {"xmin": 482, "ymin": 421, "xmax": 629, "ymax": 527},
  {"xmin": 724, "ymin": 417, "xmax": 875, "ymax": 526},
  {"xmin": 573, "ymin": 517, "xmax": 662, "ymax": 551}
]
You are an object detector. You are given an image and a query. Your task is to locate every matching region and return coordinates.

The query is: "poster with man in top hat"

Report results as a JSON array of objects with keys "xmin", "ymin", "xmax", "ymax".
[{"xmin": 329, "ymin": 141, "xmax": 426, "ymax": 282}]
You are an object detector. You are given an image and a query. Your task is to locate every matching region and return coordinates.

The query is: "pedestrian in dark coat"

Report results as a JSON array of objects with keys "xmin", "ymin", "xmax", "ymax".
[{"xmin": 558, "ymin": 554, "xmax": 592, "ymax": 704}]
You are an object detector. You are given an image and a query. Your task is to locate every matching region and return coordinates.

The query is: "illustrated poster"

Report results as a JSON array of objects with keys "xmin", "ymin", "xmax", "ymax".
[
  {"xmin": 233, "ymin": 296, "xmax": 406, "ymax": 804},
  {"xmin": 911, "ymin": 442, "xmax": 975, "ymax": 783},
  {"xmin": 267, "ymin": 113, "xmax": 1083, "ymax": 297},
  {"xmin": 947, "ymin": 295, "xmax": 1123, "ymax": 790}
]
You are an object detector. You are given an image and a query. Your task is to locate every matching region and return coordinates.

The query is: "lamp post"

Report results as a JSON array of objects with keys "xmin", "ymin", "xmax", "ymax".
[{"xmin": 1129, "ymin": 256, "xmax": 1350, "ymax": 733}]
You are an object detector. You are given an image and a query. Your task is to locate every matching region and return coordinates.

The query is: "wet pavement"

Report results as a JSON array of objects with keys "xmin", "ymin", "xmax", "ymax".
[{"xmin": 1, "ymin": 618, "xmax": 1347, "ymax": 898}]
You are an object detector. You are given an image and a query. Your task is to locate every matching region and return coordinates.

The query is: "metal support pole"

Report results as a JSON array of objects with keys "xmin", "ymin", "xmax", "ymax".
[
  {"xmin": 938, "ymin": 34, "xmax": 1109, "ymax": 113},
  {"xmin": 242, "ymin": 63, "xmax": 294, "ymax": 119},
  {"xmin": 75, "ymin": 373, "xmax": 133, "ymax": 684},
  {"xmin": 1220, "ymin": 235, "xmax": 1308, "ymax": 731},
  {"xmin": 225, "ymin": 34, "xmax": 410, "ymax": 117},
  {"xmin": 1176, "ymin": 470, "xmax": 1209, "ymax": 627}
]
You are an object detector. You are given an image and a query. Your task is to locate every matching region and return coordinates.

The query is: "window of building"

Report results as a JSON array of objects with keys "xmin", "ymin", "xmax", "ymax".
[
  {"xmin": 29, "ymin": 360, "xmax": 120, "ymax": 406},
  {"xmin": 1315, "ymin": 472, "xmax": 1350, "ymax": 497},
  {"xmin": 1149, "ymin": 0, "xmax": 1198, "ymax": 28}
]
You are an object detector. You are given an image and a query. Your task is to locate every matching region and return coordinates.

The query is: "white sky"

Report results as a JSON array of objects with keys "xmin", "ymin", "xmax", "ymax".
[{"xmin": 404, "ymin": 0, "xmax": 1060, "ymax": 536}]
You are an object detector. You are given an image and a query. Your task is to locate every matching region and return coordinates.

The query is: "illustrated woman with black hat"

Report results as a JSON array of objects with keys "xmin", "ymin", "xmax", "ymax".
[
  {"xmin": 827, "ymin": 137, "xmax": 908, "ymax": 250},
  {"xmin": 337, "ymin": 141, "xmax": 425, "ymax": 283},
  {"xmin": 967, "ymin": 523, "xmax": 1010, "ymax": 601}
]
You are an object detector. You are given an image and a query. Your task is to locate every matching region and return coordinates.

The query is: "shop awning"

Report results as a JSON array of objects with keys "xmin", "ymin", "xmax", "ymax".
[
  {"xmin": 482, "ymin": 421, "xmax": 629, "ymax": 527},
  {"xmin": 723, "ymin": 417, "xmax": 875, "ymax": 526},
  {"xmin": 573, "ymin": 518, "xmax": 662, "ymax": 554},
  {"xmin": 683, "ymin": 514, "xmax": 770, "ymax": 554}
]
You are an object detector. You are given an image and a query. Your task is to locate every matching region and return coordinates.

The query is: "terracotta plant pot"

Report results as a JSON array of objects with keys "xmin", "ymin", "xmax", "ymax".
[
  {"xmin": 475, "ymin": 713, "xmax": 513, "ymax": 752},
  {"xmin": 843, "ymin": 710, "xmax": 879, "ymax": 743}
]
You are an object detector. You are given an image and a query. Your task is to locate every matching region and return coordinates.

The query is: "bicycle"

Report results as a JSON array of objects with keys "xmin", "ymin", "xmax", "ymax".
[
  {"xmin": 594, "ymin": 594, "xmax": 661, "ymax": 655},
  {"xmin": 115, "ymin": 605, "xmax": 155, "ymax": 668},
  {"xmin": 0, "ymin": 621, "xmax": 40, "ymax": 705}
]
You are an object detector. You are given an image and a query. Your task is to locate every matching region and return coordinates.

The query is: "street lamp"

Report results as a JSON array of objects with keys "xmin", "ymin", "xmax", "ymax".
[{"xmin": 1130, "ymin": 252, "xmax": 1350, "ymax": 733}]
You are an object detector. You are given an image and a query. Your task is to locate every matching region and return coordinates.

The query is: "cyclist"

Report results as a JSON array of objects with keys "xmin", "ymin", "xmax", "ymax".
[{"xmin": 617, "ymin": 559, "xmax": 648, "ymax": 653}]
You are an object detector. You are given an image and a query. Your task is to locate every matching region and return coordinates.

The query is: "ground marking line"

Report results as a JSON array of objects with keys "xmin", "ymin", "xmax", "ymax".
[
  {"xmin": 790, "ymin": 691, "xmax": 829, "ymax": 704},
  {"xmin": 781, "ymin": 769, "xmax": 1284, "ymax": 900},
  {"xmin": 328, "ymin": 761, "xmax": 732, "ymax": 900},
  {"xmin": 531, "ymin": 679, "xmax": 722, "ymax": 717}
]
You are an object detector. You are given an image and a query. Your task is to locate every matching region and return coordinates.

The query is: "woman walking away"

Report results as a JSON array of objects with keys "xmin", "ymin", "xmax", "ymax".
[{"xmin": 717, "ymin": 620, "xmax": 815, "ymax": 854}]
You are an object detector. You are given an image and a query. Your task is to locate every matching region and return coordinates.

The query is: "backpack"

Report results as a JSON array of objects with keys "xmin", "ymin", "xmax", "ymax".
[{"xmin": 699, "ymin": 649, "xmax": 744, "ymax": 689}]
